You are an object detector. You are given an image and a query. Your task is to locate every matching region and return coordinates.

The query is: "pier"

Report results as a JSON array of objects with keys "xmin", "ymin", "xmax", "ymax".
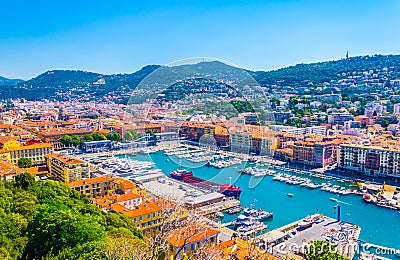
[{"xmin": 254, "ymin": 214, "xmax": 361, "ymax": 260}]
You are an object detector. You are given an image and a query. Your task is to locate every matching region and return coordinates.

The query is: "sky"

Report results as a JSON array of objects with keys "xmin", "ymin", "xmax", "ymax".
[{"xmin": 1, "ymin": 0, "xmax": 399, "ymax": 79}]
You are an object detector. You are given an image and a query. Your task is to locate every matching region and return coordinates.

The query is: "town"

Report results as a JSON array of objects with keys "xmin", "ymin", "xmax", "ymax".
[{"xmin": 1, "ymin": 57, "xmax": 400, "ymax": 259}]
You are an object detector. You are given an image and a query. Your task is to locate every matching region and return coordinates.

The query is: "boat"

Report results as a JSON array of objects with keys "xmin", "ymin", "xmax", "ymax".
[
  {"xmin": 286, "ymin": 193, "xmax": 294, "ymax": 197},
  {"xmin": 243, "ymin": 207, "xmax": 273, "ymax": 221},
  {"xmin": 363, "ymin": 194, "xmax": 375, "ymax": 203},
  {"xmin": 226, "ymin": 206, "xmax": 242, "ymax": 215},
  {"xmin": 232, "ymin": 214, "xmax": 253, "ymax": 226},
  {"xmin": 214, "ymin": 212, "xmax": 224, "ymax": 218},
  {"xmin": 170, "ymin": 169, "xmax": 242, "ymax": 198}
]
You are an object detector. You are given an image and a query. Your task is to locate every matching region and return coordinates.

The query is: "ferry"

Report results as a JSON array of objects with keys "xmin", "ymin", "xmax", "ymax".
[{"xmin": 169, "ymin": 169, "xmax": 242, "ymax": 198}]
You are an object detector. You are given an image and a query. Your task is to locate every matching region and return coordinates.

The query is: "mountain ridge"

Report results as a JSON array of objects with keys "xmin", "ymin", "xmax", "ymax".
[{"xmin": 1, "ymin": 54, "xmax": 400, "ymax": 100}]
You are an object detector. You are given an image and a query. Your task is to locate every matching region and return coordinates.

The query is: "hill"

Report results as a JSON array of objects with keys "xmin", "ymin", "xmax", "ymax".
[
  {"xmin": 255, "ymin": 54, "xmax": 400, "ymax": 87},
  {"xmin": 2, "ymin": 54, "xmax": 400, "ymax": 100},
  {"xmin": 0, "ymin": 65, "xmax": 160, "ymax": 100},
  {"xmin": 0, "ymin": 76, "xmax": 24, "ymax": 86}
]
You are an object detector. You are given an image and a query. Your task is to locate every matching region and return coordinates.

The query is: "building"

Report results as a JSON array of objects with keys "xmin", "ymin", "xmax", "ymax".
[
  {"xmin": 167, "ymin": 224, "xmax": 220, "ymax": 259},
  {"xmin": 305, "ymin": 126, "xmax": 327, "ymax": 136},
  {"xmin": 394, "ymin": 103, "xmax": 400, "ymax": 115},
  {"xmin": 337, "ymin": 144, "xmax": 400, "ymax": 178},
  {"xmin": 46, "ymin": 153, "xmax": 90, "ymax": 183},
  {"xmin": 292, "ymin": 141, "xmax": 336, "ymax": 168},
  {"xmin": 81, "ymin": 140, "xmax": 113, "ymax": 153},
  {"xmin": 265, "ymin": 112, "xmax": 291, "ymax": 124},
  {"xmin": 39, "ymin": 129, "xmax": 92, "ymax": 150},
  {"xmin": 269, "ymin": 125, "xmax": 306, "ymax": 135},
  {"xmin": 230, "ymin": 128, "xmax": 251, "ymax": 154},
  {"xmin": 328, "ymin": 113, "xmax": 355, "ymax": 125},
  {"xmin": 344, "ymin": 120, "xmax": 361, "ymax": 129},
  {"xmin": 0, "ymin": 143, "xmax": 53, "ymax": 165},
  {"xmin": 68, "ymin": 176, "xmax": 113, "ymax": 198},
  {"xmin": 365, "ymin": 102, "xmax": 387, "ymax": 117}
]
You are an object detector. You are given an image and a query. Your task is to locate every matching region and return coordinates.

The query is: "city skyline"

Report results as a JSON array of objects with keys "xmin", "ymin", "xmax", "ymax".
[{"xmin": 1, "ymin": 0, "xmax": 400, "ymax": 79}]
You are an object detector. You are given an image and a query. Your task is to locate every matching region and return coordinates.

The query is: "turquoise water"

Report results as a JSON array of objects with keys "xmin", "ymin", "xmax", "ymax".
[{"xmin": 122, "ymin": 151, "xmax": 400, "ymax": 252}]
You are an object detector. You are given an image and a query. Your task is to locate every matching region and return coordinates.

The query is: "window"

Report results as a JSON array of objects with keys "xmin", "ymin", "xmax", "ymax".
[
  {"xmin": 133, "ymin": 217, "xmax": 136, "ymax": 222},
  {"xmin": 190, "ymin": 244, "xmax": 194, "ymax": 250}
]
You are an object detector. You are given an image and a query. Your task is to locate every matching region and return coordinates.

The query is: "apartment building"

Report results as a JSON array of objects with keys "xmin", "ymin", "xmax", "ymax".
[
  {"xmin": 167, "ymin": 224, "xmax": 220, "ymax": 259},
  {"xmin": 68, "ymin": 176, "xmax": 113, "ymax": 198},
  {"xmin": 328, "ymin": 113, "xmax": 355, "ymax": 125},
  {"xmin": 292, "ymin": 141, "xmax": 336, "ymax": 168},
  {"xmin": 0, "ymin": 143, "xmax": 53, "ymax": 165},
  {"xmin": 337, "ymin": 144, "xmax": 400, "ymax": 178},
  {"xmin": 46, "ymin": 153, "xmax": 90, "ymax": 183}
]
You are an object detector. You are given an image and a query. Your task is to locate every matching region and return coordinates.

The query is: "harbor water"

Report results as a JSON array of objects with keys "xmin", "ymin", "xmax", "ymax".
[{"xmin": 120, "ymin": 151, "xmax": 400, "ymax": 252}]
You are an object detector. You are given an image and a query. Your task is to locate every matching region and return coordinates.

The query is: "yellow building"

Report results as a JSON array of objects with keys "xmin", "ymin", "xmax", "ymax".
[
  {"xmin": 167, "ymin": 224, "xmax": 220, "ymax": 259},
  {"xmin": 68, "ymin": 176, "xmax": 113, "ymax": 198},
  {"xmin": 0, "ymin": 139, "xmax": 21, "ymax": 149},
  {"xmin": 46, "ymin": 153, "xmax": 90, "ymax": 183},
  {"xmin": 0, "ymin": 143, "xmax": 53, "ymax": 165}
]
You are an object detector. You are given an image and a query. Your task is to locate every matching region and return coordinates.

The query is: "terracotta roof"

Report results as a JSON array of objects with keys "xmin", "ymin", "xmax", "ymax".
[
  {"xmin": 168, "ymin": 224, "xmax": 220, "ymax": 247},
  {"xmin": 116, "ymin": 192, "xmax": 142, "ymax": 202},
  {"xmin": 67, "ymin": 176, "xmax": 111, "ymax": 187},
  {"xmin": 47, "ymin": 153, "xmax": 87, "ymax": 165},
  {"xmin": 123, "ymin": 201, "xmax": 163, "ymax": 218},
  {"xmin": 111, "ymin": 203, "xmax": 126, "ymax": 213}
]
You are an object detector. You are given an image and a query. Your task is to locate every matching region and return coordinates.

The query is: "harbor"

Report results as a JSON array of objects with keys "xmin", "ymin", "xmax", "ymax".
[
  {"xmin": 83, "ymin": 143, "xmax": 400, "ymax": 259},
  {"xmin": 255, "ymin": 214, "xmax": 361, "ymax": 260}
]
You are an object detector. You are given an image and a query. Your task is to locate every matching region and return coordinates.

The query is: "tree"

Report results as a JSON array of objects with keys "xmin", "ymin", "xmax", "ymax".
[
  {"xmin": 70, "ymin": 135, "xmax": 82, "ymax": 146},
  {"xmin": 17, "ymin": 158, "xmax": 33, "ymax": 168},
  {"xmin": 92, "ymin": 132, "xmax": 107, "ymax": 141},
  {"xmin": 106, "ymin": 133, "xmax": 122, "ymax": 142},
  {"xmin": 60, "ymin": 135, "xmax": 73, "ymax": 147},
  {"xmin": 124, "ymin": 130, "xmax": 141, "ymax": 141},
  {"xmin": 84, "ymin": 134, "xmax": 94, "ymax": 142}
]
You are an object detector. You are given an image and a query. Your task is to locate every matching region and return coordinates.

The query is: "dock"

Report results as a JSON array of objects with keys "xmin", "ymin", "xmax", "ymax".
[{"xmin": 255, "ymin": 214, "xmax": 361, "ymax": 260}]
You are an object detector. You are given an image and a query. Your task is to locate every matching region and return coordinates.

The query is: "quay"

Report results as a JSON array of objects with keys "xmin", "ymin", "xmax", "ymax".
[{"xmin": 254, "ymin": 214, "xmax": 361, "ymax": 260}]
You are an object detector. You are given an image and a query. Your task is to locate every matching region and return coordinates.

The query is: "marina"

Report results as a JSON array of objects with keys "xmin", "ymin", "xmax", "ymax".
[{"xmin": 117, "ymin": 148, "xmax": 400, "ymax": 258}]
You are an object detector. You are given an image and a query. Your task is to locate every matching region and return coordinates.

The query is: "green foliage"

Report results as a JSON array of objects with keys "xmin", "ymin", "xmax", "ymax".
[
  {"xmin": 306, "ymin": 240, "xmax": 348, "ymax": 260},
  {"xmin": 60, "ymin": 134, "xmax": 83, "ymax": 147},
  {"xmin": 106, "ymin": 132, "xmax": 122, "ymax": 141},
  {"xmin": 230, "ymin": 100, "xmax": 255, "ymax": 113},
  {"xmin": 256, "ymin": 54, "xmax": 400, "ymax": 87},
  {"xmin": 124, "ymin": 130, "xmax": 142, "ymax": 141},
  {"xmin": 0, "ymin": 65, "xmax": 160, "ymax": 100},
  {"xmin": 84, "ymin": 132, "xmax": 107, "ymax": 142},
  {"xmin": 14, "ymin": 172, "xmax": 35, "ymax": 190},
  {"xmin": 0, "ymin": 173, "xmax": 142, "ymax": 259},
  {"xmin": 17, "ymin": 158, "xmax": 32, "ymax": 168}
]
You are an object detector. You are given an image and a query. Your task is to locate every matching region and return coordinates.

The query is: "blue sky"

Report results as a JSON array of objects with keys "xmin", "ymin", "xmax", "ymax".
[{"xmin": 1, "ymin": 0, "xmax": 399, "ymax": 79}]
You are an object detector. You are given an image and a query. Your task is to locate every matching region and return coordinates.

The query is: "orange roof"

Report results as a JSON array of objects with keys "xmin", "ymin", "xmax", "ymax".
[
  {"xmin": 116, "ymin": 192, "xmax": 142, "ymax": 202},
  {"xmin": 111, "ymin": 203, "xmax": 126, "ymax": 213},
  {"xmin": 168, "ymin": 224, "xmax": 220, "ymax": 247},
  {"xmin": 67, "ymin": 176, "xmax": 111, "ymax": 187},
  {"xmin": 123, "ymin": 201, "xmax": 163, "ymax": 218},
  {"xmin": 6, "ymin": 143, "xmax": 52, "ymax": 152},
  {"xmin": 47, "ymin": 153, "xmax": 86, "ymax": 165}
]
